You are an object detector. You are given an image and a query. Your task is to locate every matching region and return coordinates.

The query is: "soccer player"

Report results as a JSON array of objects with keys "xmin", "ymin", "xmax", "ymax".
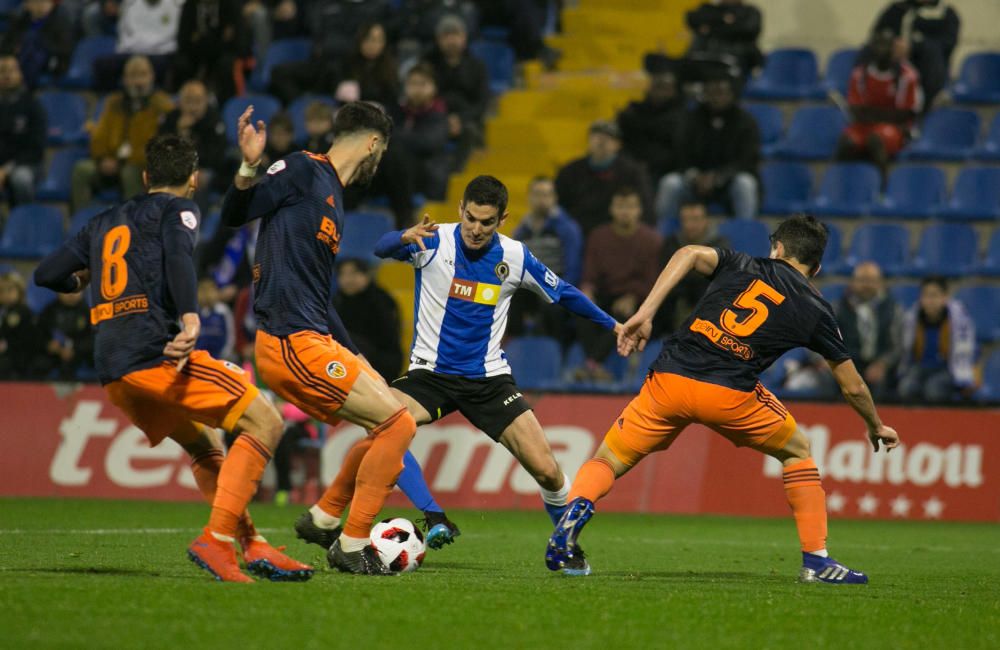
[
  {"xmin": 546, "ymin": 215, "xmax": 901, "ymax": 584},
  {"xmin": 34, "ymin": 135, "xmax": 312, "ymax": 583},
  {"xmin": 219, "ymin": 102, "xmax": 416, "ymax": 575},
  {"xmin": 299, "ymin": 175, "xmax": 622, "ymax": 576}
]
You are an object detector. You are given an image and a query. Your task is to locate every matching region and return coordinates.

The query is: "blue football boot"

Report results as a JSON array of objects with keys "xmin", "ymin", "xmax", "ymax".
[
  {"xmin": 417, "ymin": 511, "xmax": 461, "ymax": 550},
  {"xmin": 799, "ymin": 552, "xmax": 869, "ymax": 584},
  {"xmin": 546, "ymin": 497, "xmax": 594, "ymax": 574}
]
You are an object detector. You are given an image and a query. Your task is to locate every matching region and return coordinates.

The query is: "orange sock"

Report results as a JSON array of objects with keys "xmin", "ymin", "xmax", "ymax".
[
  {"xmin": 317, "ymin": 435, "xmax": 375, "ymax": 518},
  {"xmin": 343, "ymin": 408, "xmax": 415, "ymax": 538},
  {"xmin": 207, "ymin": 435, "xmax": 271, "ymax": 538},
  {"xmin": 783, "ymin": 457, "xmax": 827, "ymax": 553},
  {"xmin": 569, "ymin": 458, "xmax": 617, "ymax": 503},
  {"xmin": 190, "ymin": 448, "xmax": 258, "ymax": 539}
]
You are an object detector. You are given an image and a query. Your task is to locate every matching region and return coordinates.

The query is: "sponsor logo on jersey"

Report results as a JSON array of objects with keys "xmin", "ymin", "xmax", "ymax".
[
  {"xmin": 180, "ymin": 210, "xmax": 198, "ymax": 230},
  {"xmin": 316, "ymin": 216, "xmax": 341, "ymax": 254},
  {"xmin": 449, "ymin": 279, "xmax": 501, "ymax": 306},
  {"xmin": 502, "ymin": 392, "xmax": 523, "ymax": 406},
  {"xmin": 690, "ymin": 318, "xmax": 754, "ymax": 361},
  {"xmin": 494, "ymin": 261, "xmax": 509, "ymax": 281},
  {"xmin": 544, "ymin": 269, "xmax": 559, "ymax": 289},
  {"xmin": 326, "ymin": 361, "xmax": 347, "ymax": 379},
  {"xmin": 89, "ymin": 294, "xmax": 150, "ymax": 325},
  {"xmin": 267, "ymin": 160, "xmax": 286, "ymax": 175}
]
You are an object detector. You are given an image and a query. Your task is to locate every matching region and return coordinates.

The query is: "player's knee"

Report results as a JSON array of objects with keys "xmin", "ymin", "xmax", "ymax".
[
  {"xmin": 241, "ymin": 397, "xmax": 285, "ymax": 449},
  {"xmin": 529, "ymin": 457, "xmax": 563, "ymax": 491}
]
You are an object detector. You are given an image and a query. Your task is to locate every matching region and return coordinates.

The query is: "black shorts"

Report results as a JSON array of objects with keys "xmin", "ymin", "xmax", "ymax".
[{"xmin": 391, "ymin": 369, "xmax": 532, "ymax": 441}]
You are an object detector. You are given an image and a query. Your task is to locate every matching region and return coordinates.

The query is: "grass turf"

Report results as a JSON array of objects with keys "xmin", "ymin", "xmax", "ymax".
[{"xmin": 0, "ymin": 498, "xmax": 997, "ymax": 649}]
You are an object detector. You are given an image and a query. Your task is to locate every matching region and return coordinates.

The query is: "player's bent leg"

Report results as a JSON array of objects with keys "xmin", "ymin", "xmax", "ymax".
[{"xmin": 390, "ymin": 387, "xmax": 433, "ymax": 425}]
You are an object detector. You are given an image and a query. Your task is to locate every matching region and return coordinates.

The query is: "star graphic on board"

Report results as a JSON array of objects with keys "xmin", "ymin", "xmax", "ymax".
[
  {"xmin": 827, "ymin": 491, "xmax": 846, "ymax": 513},
  {"xmin": 923, "ymin": 496, "xmax": 945, "ymax": 519},
  {"xmin": 890, "ymin": 495, "xmax": 912, "ymax": 518},
  {"xmin": 857, "ymin": 493, "xmax": 879, "ymax": 516}
]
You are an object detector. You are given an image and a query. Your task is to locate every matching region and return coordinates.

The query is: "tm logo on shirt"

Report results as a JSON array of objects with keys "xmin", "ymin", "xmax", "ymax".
[{"xmin": 449, "ymin": 279, "xmax": 501, "ymax": 306}]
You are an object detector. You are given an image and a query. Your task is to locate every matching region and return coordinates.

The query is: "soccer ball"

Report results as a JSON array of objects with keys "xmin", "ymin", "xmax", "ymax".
[{"xmin": 370, "ymin": 517, "xmax": 426, "ymax": 573}]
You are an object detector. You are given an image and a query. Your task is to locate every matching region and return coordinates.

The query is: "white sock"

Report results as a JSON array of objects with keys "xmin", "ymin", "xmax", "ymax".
[
  {"xmin": 310, "ymin": 505, "xmax": 341, "ymax": 530},
  {"xmin": 808, "ymin": 549, "xmax": 829, "ymax": 558},
  {"xmin": 539, "ymin": 472, "xmax": 571, "ymax": 506},
  {"xmin": 339, "ymin": 534, "xmax": 370, "ymax": 552},
  {"xmin": 210, "ymin": 532, "xmax": 235, "ymax": 543}
]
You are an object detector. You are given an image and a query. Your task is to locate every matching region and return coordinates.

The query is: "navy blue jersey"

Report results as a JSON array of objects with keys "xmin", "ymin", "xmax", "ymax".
[
  {"xmin": 652, "ymin": 248, "xmax": 851, "ymax": 391},
  {"xmin": 64, "ymin": 193, "xmax": 200, "ymax": 383},
  {"xmin": 223, "ymin": 152, "xmax": 345, "ymax": 337}
]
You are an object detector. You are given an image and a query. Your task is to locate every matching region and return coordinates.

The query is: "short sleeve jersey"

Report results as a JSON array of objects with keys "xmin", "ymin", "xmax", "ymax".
[
  {"xmin": 652, "ymin": 248, "xmax": 851, "ymax": 391},
  {"xmin": 66, "ymin": 193, "xmax": 200, "ymax": 384}
]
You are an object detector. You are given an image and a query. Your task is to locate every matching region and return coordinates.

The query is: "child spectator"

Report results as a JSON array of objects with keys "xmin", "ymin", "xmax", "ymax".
[
  {"xmin": 330, "ymin": 258, "xmax": 403, "ymax": 382},
  {"xmin": 393, "ymin": 63, "xmax": 451, "ymax": 200},
  {"xmin": 195, "ymin": 278, "xmax": 235, "ymax": 361},
  {"xmin": 0, "ymin": 271, "xmax": 40, "ymax": 380},
  {"xmin": 304, "ymin": 101, "xmax": 335, "ymax": 153},
  {"xmin": 37, "ymin": 290, "xmax": 95, "ymax": 381}
]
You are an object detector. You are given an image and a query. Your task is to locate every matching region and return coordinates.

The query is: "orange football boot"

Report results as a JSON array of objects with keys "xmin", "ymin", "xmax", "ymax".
[
  {"xmin": 187, "ymin": 528, "xmax": 254, "ymax": 583},
  {"xmin": 241, "ymin": 537, "xmax": 315, "ymax": 582}
]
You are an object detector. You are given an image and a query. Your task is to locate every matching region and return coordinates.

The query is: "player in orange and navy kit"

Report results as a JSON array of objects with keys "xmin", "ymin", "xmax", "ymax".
[
  {"xmin": 219, "ymin": 101, "xmax": 416, "ymax": 575},
  {"xmin": 34, "ymin": 135, "xmax": 313, "ymax": 583},
  {"xmin": 546, "ymin": 215, "xmax": 901, "ymax": 584}
]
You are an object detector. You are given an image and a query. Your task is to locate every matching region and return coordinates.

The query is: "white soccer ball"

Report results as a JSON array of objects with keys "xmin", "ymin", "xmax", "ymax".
[{"xmin": 370, "ymin": 517, "xmax": 426, "ymax": 573}]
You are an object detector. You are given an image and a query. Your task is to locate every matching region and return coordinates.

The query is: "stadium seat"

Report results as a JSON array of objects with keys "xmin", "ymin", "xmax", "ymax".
[
  {"xmin": 287, "ymin": 94, "xmax": 338, "ymax": 145},
  {"xmin": 939, "ymin": 167, "xmax": 1000, "ymax": 221},
  {"xmin": 900, "ymin": 109, "xmax": 980, "ymax": 161},
  {"xmin": 760, "ymin": 162, "xmax": 811, "ymax": 214},
  {"xmin": 717, "ymin": 219, "xmax": 770, "ymax": 258},
  {"xmin": 222, "ymin": 94, "xmax": 282, "ymax": 144},
  {"xmin": 842, "ymin": 223, "xmax": 910, "ymax": 276},
  {"xmin": 823, "ymin": 47, "xmax": 859, "ymax": 95},
  {"xmin": 62, "ymin": 36, "xmax": 116, "ymax": 89},
  {"xmin": 759, "ymin": 348, "xmax": 811, "ymax": 394},
  {"xmin": 745, "ymin": 48, "xmax": 825, "ymax": 100},
  {"xmin": 954, "ymin": 286, "xmax": 1000, "ymax": 344},
  {"xmin": 870, "ymin": 165, "xmax": 947, "ymax": 219},
  {"xmin": 743, "ymin": 103, "xmax": 783, "ymax": 155},
  {"xmin": 249, "ymin": 38, "xmax": 311, "ymax": 93},
  {"xmin": 339, "ymin": 212, "xmax": 394, "ymax": 262},
  {"xmin": 890, "ymin": 283, "xmax": 920, "ymax": 308},
  {"xmin": 624, "ymin": 343, "xmax": 662, "ymax": 392},
  {"xmin": 68, "ymin": 205, "xmax": 109, "ymax": 235},
  {"xmin": 36, "ymin": 147, "xmax": 89, "ymax": 202},
  {"xmin": 562, "ymin": 343, "xmax": 631, "ymax": 393},
  {"xmin": 469, "ymin": 40, "xmax": 515, "ymax": 95},
  {"xmin": 39, "ymin": 92, "xmax": 88, "ymax": 145},
  {"xmin": 821, "ymin": 222, "xmax": 843, "ymax": 273},
  {"xmin": 976, "ymin": 230, "xmax": 1000, "ymax": 277},
  {"xmin": 820, "ymin": 282, "xmax": 846, "ymax": 304},
  {"xmin": 807, "ymin": 163, "xmax": 880, "ymax": 216},
  {"xmin": 908, "ymin": 223, "xmax": 978, "ymax": 277},
  {"xmin": 951, "ymin": 52, "xmax": 1000, "ymax": 104},
  {"xmin": 503, "ymin": 336, "xmax": 562, "ymax": 390},
  {"xmin": 27, "ymin": 279, "xmax": 57, "ymax": 314},
  {"xmin": 973, "ymin": 113, "xmax": 1000, "ymax": 161},
  {"xmin": 772, "ymin": 106, "xmax": 847, "ymax": 160},
  {"xmin": 974, "ymin": 349, "xmax": 1000, "ymax": 403},
  {"xmin": 0, "ymin": 204, "xmax": 65, "ymax": 259},
  {"xmin": 200, "ymin": 211, "xmax": 221, "ymax": 242}
]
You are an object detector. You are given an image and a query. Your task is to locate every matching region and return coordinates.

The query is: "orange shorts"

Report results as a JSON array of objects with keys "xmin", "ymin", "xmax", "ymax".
[
  {"xmin": 106, "ymin": 350, "xmax": 259, "ymax": 446},
  {"xmin": 255, "ymin": 329, "xmax": 364, "ymax": 424},
  {"xmin": 604, "ymin": 371, "xmax": 797, "ymax": 467}
]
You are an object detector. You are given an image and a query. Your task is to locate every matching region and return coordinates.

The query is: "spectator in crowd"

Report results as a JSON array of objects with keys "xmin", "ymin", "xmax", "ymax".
[
  {"xmin": 195, "ymin": 278, "xmax": 235, "ymax": 361},
  {"xmin": 82, "ymin": 0, "xmax": 122, "ymax": 38},
  {"xmin": 173, "ymin": 0, "xmax": 243, "ymax": 101},
  {"xmin": 330, "ymin": 258, "xmax": 403, "ymax": 382},
  {"xmin": 303, "ymin": 101, "xmax": 335, "ymax": 153},
  {"xmin": 271, "ymin": 401, "xmax": 320, "ymax": 507},
  {"xmin": 0, "ymin": 271, "xmax": 39, "ymax": 380},
  {"xmin": 685, "ymin": 0, "xmax": 763, "ymax": 77},
  {"xmin": 655, "ymin": 75, "xmax": 760, "ymax": 222},
  {"xmin": 158, "ymin": 80, "xmax": 227, "ymax": 195},
  {"xmin": 0, "ymin": 0, "xmax": 75, "ymax": 88},
  {"xmin": 423, "ymin": 13, "xmax": 489, "ymax": 169},
  {"xmin": 836, "ymin": 30, "xmax": 921, "ymax": 178},
  {"xmin": 392, "ymin": 62, "xmax": 451, "ymax": 200},
  {"xmin": 578, "ymin": 186, "xmax": 661, "ymax": 381},
  {"xmin": 93, "ymin": 0, "xmax": 184, "ymax": 91},
  {"xmin": 898, "ymin": 276, "xmax": 976, "ymax": 403},
  {"xmin": 72, "ymin": 55, "xmax": 174, "ymax": 211},
  {"xmin": 262, "ymin": 111, "xmax": 296, "ymax": 166},
  {"xmin": 393, "ymin": 0, "xmax": 479, "ymax": 60},
  {"xmin": 328, "ymin": 21, "xmax": 399, "ymax": 108},
  {"xmin": 477, "ymin": 0, "xmax": 554, "ymax": 64},
  {"xmin": 833, "ymin": 262, "xmax": 903, "ymax": 399},
  {"xmin": 617, "ymin": 70, "xmax": 685, "ymax": 181},
  {"xmin": 37, "ymin": 290, "xmax": 94, "ymax": 381},
  {"xmin": 508, "ymin": 176, "xmax": 583, "ymax": 341},
  {"xmin": 555, "ymin": 120, "xmax": 654, "ymax": 238},
  {"xmin": 873, "ymin": 0, "xmax": 959, "ymax": 107},
  {"xmin": 0, "ymin": 55, "xmax": 46, "ymax": 206},
  {"xmin": 652, "ymin": 201, "xmax": 729, "ymax": 335}
]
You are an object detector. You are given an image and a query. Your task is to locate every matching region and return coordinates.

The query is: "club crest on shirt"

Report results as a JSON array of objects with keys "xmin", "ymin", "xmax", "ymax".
[
  {"xmin": 326, "ymin": 361, "xmax": 347, "ymax": 379},
  {"xmin": 223, "ymin": 361, "xmax": 244, "ymax": 374},
  {"xmin": 267, "ymin": 160, "xmax": 286, "ymax": 175},
  {"xmin": 494, "ymin": 261, "xmax": 509, "ymax": 281},
  {"xmin": 180, "ymin": 210, "xmax": 198, "ymax": 230}
]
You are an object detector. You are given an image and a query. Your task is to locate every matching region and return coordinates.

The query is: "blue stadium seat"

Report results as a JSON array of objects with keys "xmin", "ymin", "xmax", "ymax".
[
  {"xmin": 954, "ymin": 286, "xmax": 1000, "ymax": 344},
  {"xmin": 469, "ymin": 40, "xmax": 515, "ymax": 95},
  {"xmin": 62, "ymin": 36, "xmax": 116, "ymax": 89},
  {"xmin": 976, "ymin": 230, "xmax": 1000, "ymax": 277},
  {"xmin": 908, "ymin": 223, "xmax": 978, "ymax": 277},
  {"xmin": 287, "ymin": 94, "xmax": 338, "ymax": 145},
  {"xmin": 249, "ymin": 38, "xmax": 312, "ymax": 93},
  {"xmin": 745, "ymin": 48, "xmax": 825, "ymax": 100},
  {"xmin": 900, "ymin": 109, "xmax": 980, "ymax": 161},
  {"xmin": 200, "ymin": 211, "xmax": 221, "ymax": 242},
  {"xmin": 222, "ymin": 94, "xmax": 282, "ymax": 144},
  {"xmin": 39, "ymin": 92, "xmax": 88, "ymax": 145},
  {"xmin": 0, "ymin": 204, "xmax": 65, "ymax": 259},
  {"xmin": 821, "ymin": 222, "xmax": 843, "ymax": 273},
  {"xmin": 823, "ymin": 48, "xmax": 859, "ymax": 95},
  {"xmin": 503, "ymin": 336, "xmax": 562, "ymax": 390},
  {"xmin": 772, "ymin": 106, "xmax": 847, "ymax": 160},
  {"xmin": 870, "ymin": 165, "xmax": 947, "ymax": 219},
  {"xmin": 27, "ymin": 279, "xmax": 57, "ymax": 314},
  {"xmin": 68, "ymin": 205, "xmax": 110, "ymax": 235},
  {"xmin": 36, "ymin": 147, "xmax": 89, "ymax": 202},
  {"xmin": 890, "ymin": 283, "xmax": 920, "ymax": 308},
  {"xmin": 759, "ymin": 348, "xmax": 811, "ymax": 394},
  {"xmin": 939, "ymin": 167, "xmax": 1000, "ymax": 221},
  {"xmin": 339, "ymin": 212, "xmax": 394, "ymax": 261},
  {"xmin": 760, "ymin": 162, "xmax": 811, "ymax": 214},
  {"xmin": 743, "ymin": 103, "xmax": 783, "ymax": 155},
  {"xmin": 624, "ymin": 343, "xmax": 663, "ymax": 392},
  {"xmin": 951, "ymin": 52, "xmax": 1000, "ymax": 104},
  {"xmin": 820, "ymin": 283, "xmax": 846, "ymax": 304},
  {"xmin": 807, "ymin": 163, "xmax": 880, "ymax": 217},
  {"xmin": 973, "ymin": 113, "xmax": 1000, "ymax": 161},
  {"xmin": 717, "ymin": 219, "xmax": 770, "ymax": 258},
  {"xmin": 562, "ymin": 343, "xmax": 631, "ymax": 393},
  {"xmin": 975, "ymin": 349, "xmax": 1000, "ymax": 403},
  {"xmin": 843, "ymin": 223, "xmax": 910, "ymax": 276}
]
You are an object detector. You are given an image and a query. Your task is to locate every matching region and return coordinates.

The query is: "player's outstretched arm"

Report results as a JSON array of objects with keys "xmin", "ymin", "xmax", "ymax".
[
  {"xmin": 374, "ymin": 216, "xmax": 439, "ymax": 260},
  {"xmin": 827, "ymin": 358, "xmax": 900, "ymax": 453}
]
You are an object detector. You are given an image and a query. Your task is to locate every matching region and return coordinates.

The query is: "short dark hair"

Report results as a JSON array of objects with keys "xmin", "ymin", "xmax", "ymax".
[
  {"xmin": 145, "ymin": 134, "xmax": 198, "ymax": 187},
  {"xmin": 331, "ymin": 101, "xmax": 393, "ymax": 141},
  {"xmin": 269, "ymin": 111, "xmax": 294, "ymax": 132},
  {"xmin": 406, "ymin": 62, "xmax": 437, "ymax": 82},
  {"xmin": 337, "ymin": 257, "xmax": 371, "ymax": 275},
  {"xmin": 770, "ymin": 214, "xmax": 828, "ymax": 272},
  {"xmin": 463, "ymin": 175, "xmax": 508, "ymax": 215},
  {"xmin": 921, "ymin": 275, "xmax": 949, "ymax": 293},
  {"xmin": 530, "ymin": 175, "xmax": 553, "ymax": 187},
  {"xmin": 679, "ymin": 199, "xmax": 707, "ymax": 213},
  {"xmin": 612, "ymin": 185, "xmax": 641, "ymax": 201}
]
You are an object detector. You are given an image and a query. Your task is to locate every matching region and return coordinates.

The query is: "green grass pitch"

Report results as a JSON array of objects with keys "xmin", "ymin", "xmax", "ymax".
[{"xmin": 1, "ymin": 498, "xmax": 997, "ymax": 649}]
